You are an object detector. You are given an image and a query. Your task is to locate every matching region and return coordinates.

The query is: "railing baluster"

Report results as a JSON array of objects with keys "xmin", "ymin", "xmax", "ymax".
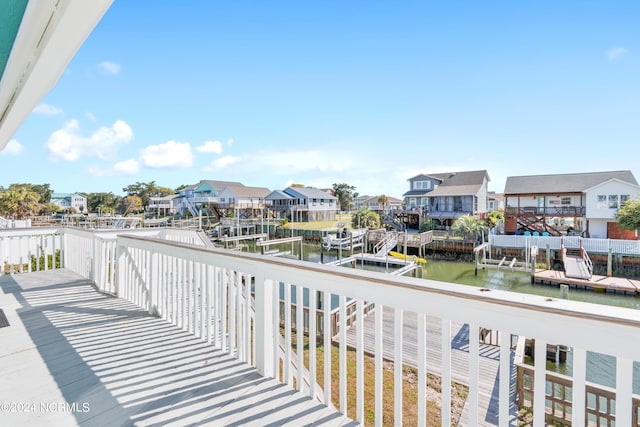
[
  {"xmin": 441, "ymin": 318, "xmax": 451, "ymax": 427},
  {"xmin": 356, "ymin": 299, "xmax": 364, "ymax": 423},
  {"xmin": 533, "ymin": 338, "xmax": 547, "ymax": 427},
  {"xmin": 296, "ymin": 284, "xmax": 304, "ymax": 392},
  {"xmin": 375, "ymin": 304, "xmax": 384, "ymax": 427},
  {"xmin": 339, "ymin": 294, "xmax": 347, "ymax": 414},
  {"xmin": 499, "ymin": 331, "xmax": 511, "ymax": 427},
  {"xmin": 323, "ymin": 290, "xmax": 332, "ymax": 407},
  {"xmin": 417, "ymin": 312, "xmax": 426, "ymax": 427},
  {"xmin": 468, "ymin": 323, "xmax": 479, "ymax": 426},
  {"xmin": 573, "ymin": 346, "xmax": 586, "ymax": 426},
  {"xmin": 617, "ymin": 356, "xmax": 634, "ymax": 426},
  {"xmin": 309, "ymin": 288, "xmax": 317, "ymax": 400},
  {"xmin": 284, "ymin": 281, "xmax": 292, "ymax": 386},
  {"xmin": 395, "ymin": 307, "xmax": 403, "ymax": 426}
]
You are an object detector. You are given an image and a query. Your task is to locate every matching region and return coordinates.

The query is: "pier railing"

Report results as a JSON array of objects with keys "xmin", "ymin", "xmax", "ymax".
[
  {"xmin": 490, "ymin": 234, "xmax": 640, "ymax": 256},
  {"xmin": 4, "ymin": 226, "xmax": 640, "ymax": 425}
]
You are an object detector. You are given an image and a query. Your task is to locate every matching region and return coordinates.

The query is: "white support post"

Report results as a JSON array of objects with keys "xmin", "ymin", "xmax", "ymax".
[
  {"xmin": 499, "ymin": 331, "xmax": 511, "ymax": 427},
  {"xmin": 254, "ymin": 274, "xmax": 275, "ymax": 378}
]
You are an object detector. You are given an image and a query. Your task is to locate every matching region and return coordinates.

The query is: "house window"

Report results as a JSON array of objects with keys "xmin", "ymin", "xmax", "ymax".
[
  {"xmin": 621, "ymin": 194, "xmax": 630, "ymax": 206},
  {"xmin": 413, "ymin": 180, "xmax": 431, "ymax": 190},
  {"xmin": 608, "ymin": 195, "xmax": 618, "ymax": 209},
  {"xmin": 409, "ymin": 198, "xmax": 417, "ymax": 207},
  {"xmin": 561, "ymin": 197, "xmax": 571, "ymax": 205},
  {"xmin": 597, "ymin": 195, "xmax": 607, "ymax": 209}
]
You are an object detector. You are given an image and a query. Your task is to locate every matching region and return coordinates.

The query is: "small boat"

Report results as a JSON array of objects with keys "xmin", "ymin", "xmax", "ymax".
[
  {"xmin": 388, "ymin": 250, "xmax": 427, "ymax": 265},
  {"xmin": 323, "ymin": 228, "xmax": 367, "ymax": 250}
]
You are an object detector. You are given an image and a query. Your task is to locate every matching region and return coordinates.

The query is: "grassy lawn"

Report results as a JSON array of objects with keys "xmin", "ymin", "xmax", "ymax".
[
  {"xmin": 285, "ymin": 329, "xmax": 468, "ymax": 426},
  {"xmin": 280, "ymin": 214, "xmax": 353, "ymax": 231}
]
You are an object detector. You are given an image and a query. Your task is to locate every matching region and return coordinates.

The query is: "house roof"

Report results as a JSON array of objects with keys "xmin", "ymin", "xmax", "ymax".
[
  {"xmin": 52, "ymin": 192, "xmax": 83, "ymax": 199},
  {"xmin": 266, "ymin": 190, "xmax": 294, "ymax": 200},
  {"xmin": 196, "ymin": 180, "xmax": 244, "ymax": 192},
  {"xmin": 222, "ymin": 184, "xmax": 271, "ymax": 198},
  {"xmin": 504, "ymin": 170, "xmax": 638, "ymax": 195},
  {"xmin": 284, "ymin": 187, "xmax": 337, "ymax": 200},
  {"xmin": 404, "ymin": 170, "xmax": 489, "ymax": 197}
]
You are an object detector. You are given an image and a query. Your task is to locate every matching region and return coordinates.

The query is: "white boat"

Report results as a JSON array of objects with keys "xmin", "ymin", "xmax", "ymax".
[{"xmin": 322, "ymin": 228, "xmax": 367, "ymax": 250}]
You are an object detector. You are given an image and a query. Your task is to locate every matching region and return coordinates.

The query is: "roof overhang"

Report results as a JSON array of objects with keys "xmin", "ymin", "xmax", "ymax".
[{"xmin": 0, "ymin": 0, "xmax": 114, "ymax": 150}]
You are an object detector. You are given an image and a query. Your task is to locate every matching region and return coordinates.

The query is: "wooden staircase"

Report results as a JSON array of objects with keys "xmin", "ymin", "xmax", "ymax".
[{"xmin": 517, "ymin": 215, "xmax": 562, "ymax": 236}]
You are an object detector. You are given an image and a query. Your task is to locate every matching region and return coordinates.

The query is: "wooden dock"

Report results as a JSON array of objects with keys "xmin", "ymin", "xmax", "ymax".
[
  {"xmin": 534, "ymin": 269, "xmax": 640, "ymax": 294},
  {"xmin": 336, "ymin": 306, "xmax": 518, "ymax": 426},
  {"xmin": 0, "ymin": 269, "xmax": 355, "ymax": 426}
]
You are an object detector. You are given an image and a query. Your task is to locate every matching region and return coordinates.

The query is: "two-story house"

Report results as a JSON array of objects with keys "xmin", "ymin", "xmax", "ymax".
[
  {"xmin": 503, "ymin": 170, "xmax": 640, "ymax": 238},
  {"xmin": 217, "ymin": 184, "xmax": 271, "ymax": 219},
  {"xmin": 402, "ymin": 170, "xmax": 490, "ymax": 228},
  {"xmin": 172, "ymin": 180, "xmax": 244, "ymax": 217},
  {"xmin": 265, "ymin": 187, "xmax": 338, "ymax": 222},
  {"xmin": 51, "ymin": 193, "xmax": 88, "ymax": 213}
]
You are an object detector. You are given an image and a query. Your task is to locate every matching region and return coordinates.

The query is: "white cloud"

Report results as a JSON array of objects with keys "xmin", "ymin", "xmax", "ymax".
[
  {"xmin": 196, "ymin": 140, "xmax": 223, "ymax": 154},
  {"xmin": 47, "ymin": 119, "xmax": 133, "ymax": 162},
  {"xmin": 33, "ymin": 103, "xmax": 63, "ymax": 115},
  {"xmin": 607, "ymin": 47, "xmax": 628, "ymax": 60},
  {"xmin": 0, "ymin": 139, "xmax": 24, "ymax": 155},
  {"xmin": 203, "ymin": 155, "xmax": 240, "ymax": 171},
  {"xmin": 85, "ymin": 112, "xmax": 97, "ymax": 122},
  {"xmin": 248, "ymin": 149, "xmax": 353, "ymax": 175},
  {"xmin": 140, "ymin": 140, "xmax": 193, "ymax": 168},
  {"xmin": 113, "ymin": 159, "xmax": 140, "ymax": 174},
  {"xmin": 227, "ymin": 138, "xmax": 234, "ymax": 147},
  {"xmin": 98, "ymin": 61, "xmax": 121, "ymax": 75}
]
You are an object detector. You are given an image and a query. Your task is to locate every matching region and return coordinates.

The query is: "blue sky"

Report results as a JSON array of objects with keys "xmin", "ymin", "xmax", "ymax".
[{"xmin": 2, "ymin": 1, "xmax": 639, "ymax": 198}]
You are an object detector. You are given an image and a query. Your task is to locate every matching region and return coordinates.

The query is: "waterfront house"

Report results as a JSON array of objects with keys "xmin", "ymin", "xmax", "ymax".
[
  {"xmin": 172, "ymin": 179, "xmax": 245, "ymax": 217},
  {"xmin": 503, "ymin": 170, "xmax": 640, "ymax": 238},
  {"xmin": 354, "ymin": 195, "xmax": 403, "ymax": 213},
  {"xmin": 266, "ymin": 187, "xmax": 337, "ymax": 222},
  {"xmin": 488, "ymin": 191, "xmax": 505, "ymax": 212},
  {"xmin": 217, "ymin": 184, "xmax": 271, "ymax": 219},
  {"xmin": 402, "ymin": 170, "xmax": 490, "ymax": 228},
  {"xmin": 146, "ymin": 194, "xmax": 179, "ymax": 217},
  {"xmin": 51, "ymin": 192, "xmax": 88, "ymax": 213}
]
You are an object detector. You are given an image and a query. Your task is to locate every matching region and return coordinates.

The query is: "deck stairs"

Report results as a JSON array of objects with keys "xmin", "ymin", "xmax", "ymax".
[
  {"xmin": 517, "ymin": 215, "xmax": 562, "ymax": 236},
  {"xmin": 181, "ymin": 197, "xmax": 200, "ymax": 217},
  {"xmin": 373, "ymin": 231, "xmax": 398, "ymax": 256},
  {"xmin": 562, "ymin": 245, "xmax": 593, "ymax": 280}
]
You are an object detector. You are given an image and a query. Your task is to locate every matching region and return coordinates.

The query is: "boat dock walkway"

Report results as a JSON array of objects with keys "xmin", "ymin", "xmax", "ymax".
[{"xmin": 534, "ymin": 269, "xmax": 640, "ymax": 294}]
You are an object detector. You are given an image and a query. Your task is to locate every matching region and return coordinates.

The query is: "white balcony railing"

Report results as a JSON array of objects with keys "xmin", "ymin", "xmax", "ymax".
[
  {"xmin": 4, "ymin": 227, "xmax": 640, "ymax": 426},
  {"xmin": 490, "ymin": 234, "xmax": 640, "ymax": 256}
]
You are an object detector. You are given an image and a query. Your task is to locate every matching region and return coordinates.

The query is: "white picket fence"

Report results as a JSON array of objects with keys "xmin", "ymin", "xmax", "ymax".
[{"xmin": 490, "ymin": 234, "xmax": 640, "ymax": 255}]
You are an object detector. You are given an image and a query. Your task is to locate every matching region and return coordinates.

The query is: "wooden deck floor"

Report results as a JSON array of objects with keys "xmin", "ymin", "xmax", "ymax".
[
  {"xmin": 0, "ymin": 269, "xmax": 355, "ymax": 427},
  {"xmin": 535, "ymin": 269, "xmax": 640, "ymax": 294},
  {"xmin": 336, "ymin": 306, "xmax": 518, "ymax": 427}
]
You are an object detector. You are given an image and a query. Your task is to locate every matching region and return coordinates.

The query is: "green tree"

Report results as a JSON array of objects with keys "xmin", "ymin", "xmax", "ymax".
[
  {"xmin": 616, "ymin": 198, "xmax": 640, "ymax": 234},
  {"xmin": 333, "ymin": 183, "xmax": 358, "ymax": 212},
  {"xmin": 0, "ymin": 185, "xmax": 42, "ymax": 218},
  {"xmin": 86, "ymin": 192, "xmax": 121, "ymax": 214},
  {"xmin": 377, "ymin": 194, "xmax": 389, "ymax": 213},
  {"xmin": 487, "ymin": 210, "xmax": 504, "ymax": 227},
  {"xmin": 351, "ymin": 207, "xmax": 380, "ymax": 229},
  {"xmin": 120, "ymin": 195, "xmax": 143, "ymax": 215},
  {"xmin": 123, "ymin": 181, "xmax": 174, "ymax": 208},
  {"xmin": 451, "ymin": 215, "xmax": 487, "ymax": 241},
  {"xmin": 419, "ymin": 219, "xmax": 439, "ymax": 232}
]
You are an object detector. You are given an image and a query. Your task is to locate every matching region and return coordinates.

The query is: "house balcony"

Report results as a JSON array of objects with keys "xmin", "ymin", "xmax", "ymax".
[
  {"xmin": 506, "ymin": 206, "xmax": 586, "ymax": 217},
  {"xmin": 2, "ymin": 227, "xmax": 640, "ymax": 426}
]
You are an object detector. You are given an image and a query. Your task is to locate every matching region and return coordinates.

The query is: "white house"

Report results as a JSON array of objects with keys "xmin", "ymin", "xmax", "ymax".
[
  {"xmin": 51, "ymin": 193, "xmax": 87, "ymax": 213},
  {"xmin": 503, "ymin": 170, "xmax": 640, "ymax": 238}
]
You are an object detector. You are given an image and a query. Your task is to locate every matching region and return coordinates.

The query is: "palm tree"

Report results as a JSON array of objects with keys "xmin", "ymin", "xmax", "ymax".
[
  {"xmin": 377, "ymin": 194, "xmax": 389, "ymax": 215},
  {"xmin": 451, "ymin": 215, "xmax": 487, "ymax": 242}
]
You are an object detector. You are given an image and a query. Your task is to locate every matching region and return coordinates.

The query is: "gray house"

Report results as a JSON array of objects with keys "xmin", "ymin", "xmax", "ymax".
[{"xmin": 402, "ymin": 170, "xmax": 490, "ymax": 227}]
